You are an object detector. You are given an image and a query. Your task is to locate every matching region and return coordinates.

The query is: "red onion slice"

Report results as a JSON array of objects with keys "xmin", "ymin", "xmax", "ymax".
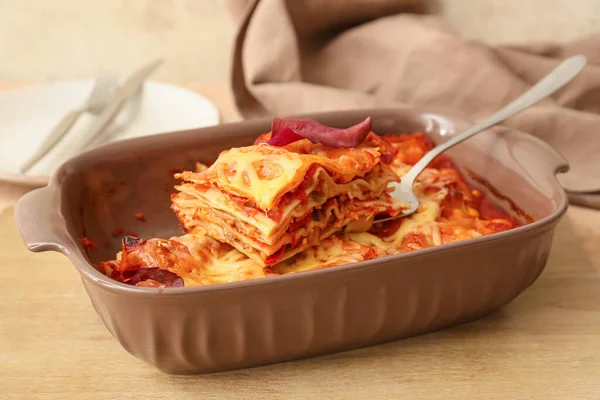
[
  {"xmin": 266, "ymin": 127, "xmax": 303, "ymax": 146},
  {"xmin": 267, "ymin": 117, "xmax": 372, "ymax": 148},
  {"xmin": 127, "ymin": 267, "xmax": 184, "ymax": 288}
]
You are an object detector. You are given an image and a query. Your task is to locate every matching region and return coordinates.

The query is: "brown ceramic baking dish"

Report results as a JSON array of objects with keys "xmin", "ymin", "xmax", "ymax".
[{"xmin": 15, "ymin": 108, "xmax": 569, "ymax": 374}]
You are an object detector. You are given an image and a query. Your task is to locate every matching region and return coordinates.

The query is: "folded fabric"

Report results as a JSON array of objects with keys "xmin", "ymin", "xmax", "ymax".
[{"xmin": 226, "ymin": 0, "xmax": 600, "ymax": 208}]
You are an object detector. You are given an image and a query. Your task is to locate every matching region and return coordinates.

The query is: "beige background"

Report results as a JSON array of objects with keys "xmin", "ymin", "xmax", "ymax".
[{"xmin": 0, "ymin": 0, "xmax": 599, "ymax": 84}]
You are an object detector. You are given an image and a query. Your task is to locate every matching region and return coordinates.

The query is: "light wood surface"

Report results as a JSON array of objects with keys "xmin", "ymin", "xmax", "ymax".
[
  {"xmin": 2, "ymin": 207, "xmax": 600, "ymax": 399},
  {"xmin": 2, "ymin": 82, "xmax": 600, "ymax": 399}
]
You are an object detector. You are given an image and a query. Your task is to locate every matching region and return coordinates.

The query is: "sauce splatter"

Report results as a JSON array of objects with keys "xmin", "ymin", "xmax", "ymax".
[
  {"xmin": 112, "ymin": 228, "xmax": 125, "ymax": 237},
  {"xmin": 81, "ymin": 237, "xmax": 97, "ymax": 249}
]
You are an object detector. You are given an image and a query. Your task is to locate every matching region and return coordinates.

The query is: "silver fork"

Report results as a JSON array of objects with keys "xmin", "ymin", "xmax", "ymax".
[
  {"xmin": 19, "ymin": 73, "xmax": 118, "ymax": 173},
  {"xmin": 86, "ymin": 85, "xmax": 144, "ymax": 148},
  {"xmin": 375, "ymin": 55, "xmax": 587, "ymax": 223}
]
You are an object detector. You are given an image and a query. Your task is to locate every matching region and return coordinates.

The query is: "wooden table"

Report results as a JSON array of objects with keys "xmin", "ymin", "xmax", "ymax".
[{"xmin": 2, "ymin": 83, "xmax": 600, "ymax": 399}]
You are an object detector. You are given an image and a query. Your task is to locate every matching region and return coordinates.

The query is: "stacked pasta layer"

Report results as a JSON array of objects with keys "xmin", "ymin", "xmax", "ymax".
[{"xmin": 171, "ymin": 134, "xmax": 404, "ymax": 266}]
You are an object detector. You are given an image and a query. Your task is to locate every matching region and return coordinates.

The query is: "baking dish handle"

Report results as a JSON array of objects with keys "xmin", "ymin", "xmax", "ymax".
[
  {"xmin": 523, "ymin": 132, "xmax": 570, "ymax": 175},
  {"xmin": 15, "ymin": 185, "xmax": 73, "ymax": 254}
]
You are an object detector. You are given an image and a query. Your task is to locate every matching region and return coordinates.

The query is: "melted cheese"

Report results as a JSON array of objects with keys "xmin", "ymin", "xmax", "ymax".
[
  {"xmin": 195, "ymin": 250, "xmax": 267, "ymax": 285},
  {"xmin": 272, "ymin": 235, "xmax": 368, "ymax": 274},
  {"xmin": 345, "ymin": 199, "xmax": 441, "ymax": 251},
  {"xmin": 347, "ymin": 231, "xmax": 393, "ymax": 250},
  {"xmin": 215, "ymin": 148, "xmax": 304, "ymax": 210},
  {"xmin": 390, "ymin": 201, "xmax": 441, "ymax": 247},
  {"xmin": 176, "ymin": 142, "xmax": 384, "ymax": 211}
]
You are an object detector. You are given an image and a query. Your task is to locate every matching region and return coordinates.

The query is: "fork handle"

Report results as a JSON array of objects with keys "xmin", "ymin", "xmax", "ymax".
[
  {"xmin": 401, "ymin": 55, "xmax": 587, "ymax": 185},
  {"xmin": 19, "ymin": 109, "xmax": 84, "ymax": 173}
]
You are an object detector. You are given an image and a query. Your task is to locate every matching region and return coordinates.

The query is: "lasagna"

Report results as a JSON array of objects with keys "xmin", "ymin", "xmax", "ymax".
[
  {"xmin": 98, "ymin": 117, "xmax": 526, "ymax": 288},
  {"xmin": 171, "ymin": 125, "xmax": 405, "ymax": 266}
]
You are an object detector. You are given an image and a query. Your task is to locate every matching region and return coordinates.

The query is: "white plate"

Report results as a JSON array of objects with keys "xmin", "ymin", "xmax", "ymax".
[{"xmin": 0, "ymin": 80, "xmax": 219, "ymax": 186}]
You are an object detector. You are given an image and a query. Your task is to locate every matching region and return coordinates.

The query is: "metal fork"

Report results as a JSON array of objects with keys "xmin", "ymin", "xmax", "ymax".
[
  {"xmin": 20, "ymin": 73, "xmax": 118, "ymax": 173},
  {"xmin": 86, "ymin": 85, "xmax": 144, "ymax": 148},
  {"xmin": 374, "ymin": 55, "xmax": 587, "ymax": 224}
]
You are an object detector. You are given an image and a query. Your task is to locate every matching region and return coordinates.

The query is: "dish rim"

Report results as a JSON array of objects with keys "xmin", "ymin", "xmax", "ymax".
[{"xmin": 16, "ymin": 106, "xmax": 570, "ymax": 297}]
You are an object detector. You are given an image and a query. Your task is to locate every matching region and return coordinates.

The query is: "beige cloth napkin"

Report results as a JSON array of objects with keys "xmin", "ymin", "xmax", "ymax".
[{"xmin": 227, "ymin": 0, "xmax": 600, "ymax": 208}]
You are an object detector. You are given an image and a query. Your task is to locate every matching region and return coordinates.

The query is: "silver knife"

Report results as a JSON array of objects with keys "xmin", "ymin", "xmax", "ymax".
[{"xmin": 60, "ymin": 58, "xmax": 164, "ymax": 157}]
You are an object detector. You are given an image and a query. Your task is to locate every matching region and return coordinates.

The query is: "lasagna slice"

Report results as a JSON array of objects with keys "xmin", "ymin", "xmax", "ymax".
[
  {"xmin": 171, "ymin": 133, "xmax": 405, "ymax": 266},
  {"xmin": 99, "ymin": 233, "xmax": 268, "ymax": 287},
  {"xmin": 98, "ymin": 232, "xmax": 384, "ymax": 288}
]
